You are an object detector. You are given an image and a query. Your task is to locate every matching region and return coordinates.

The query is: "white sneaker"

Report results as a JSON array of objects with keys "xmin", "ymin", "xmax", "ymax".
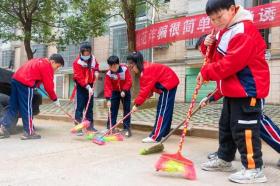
[
  {"xmin": 229, "ymin": 167, "xmax": 267, "ymax": 184},
  {"xmin": 201, "ymin": 158, "xmax": 236, "ymax": 172},
  {"xmin": 142, "ymin": 137, "xmax": 157, "ymax": 143}
]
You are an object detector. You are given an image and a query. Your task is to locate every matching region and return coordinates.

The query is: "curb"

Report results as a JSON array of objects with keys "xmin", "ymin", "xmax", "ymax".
[{"xmin": 36, "ymin": 114, "xmax": 219, "ymax": 139}]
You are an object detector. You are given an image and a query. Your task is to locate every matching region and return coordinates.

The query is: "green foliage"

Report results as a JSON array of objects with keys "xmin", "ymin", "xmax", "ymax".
[{"xmin": 0, "ymin": 0, "xmax": 110, "ymax": 48}]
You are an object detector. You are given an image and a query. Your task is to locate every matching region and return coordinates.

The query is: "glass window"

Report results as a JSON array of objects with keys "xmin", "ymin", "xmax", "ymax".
[
  {"xmin": 32, "ymin": 44, "xmax": 47, "ymax": 58},
  {"xmin": 58, "ymin": 44, "xmax": 81, "ymax": 69},
  {"xmin": 1, "ymin": 50, "xmax": 15, "ymax": 68}
]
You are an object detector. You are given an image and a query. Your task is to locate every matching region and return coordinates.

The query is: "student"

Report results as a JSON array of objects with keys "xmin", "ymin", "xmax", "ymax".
[
  {"xmin": 104, "ymin": 55, "xmax": 132, "ymax": 137},
  {"xmin": 196, "ymin": 0, "xmax": 270, "ymax": 183},
  {"xmin": 73, "ymin": 43, "xmax": 99, "ymax": 132},
  {"xmin": 0, "ymin": 54, "xmax": 64, "ymax": 140},
  {"xmin": 127, "ymin": 51, "xmax": 179, "ymax": 143}
]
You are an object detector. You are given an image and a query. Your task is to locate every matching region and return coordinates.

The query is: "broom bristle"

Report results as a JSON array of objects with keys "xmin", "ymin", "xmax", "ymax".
[
  {"xmin": 155, "ymin": 153, "xmax": 196, "ymax": 180},
  {"xmin": 92, "ymin": 137, "xmax": 105, "ymax": 145},
  {"xmin": 140, "ymin": 143, "xmax": 164, "ymax": 155},
  {"xmin": 103, "ymin": 133, "xmax": 124, "ymax": 142}
]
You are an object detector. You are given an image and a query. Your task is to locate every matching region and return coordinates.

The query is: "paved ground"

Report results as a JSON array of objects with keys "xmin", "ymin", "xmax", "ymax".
[
  {"xmin": 0, "ymin": 119, "xmax": 279, "ymax": 186},
  {"xmin": 39, "ymin": 99, "xmax": 280, "ymax": 128}
]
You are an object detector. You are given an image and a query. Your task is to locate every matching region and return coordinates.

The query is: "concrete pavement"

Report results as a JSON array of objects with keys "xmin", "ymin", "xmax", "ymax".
[{"xmin": 0, "ymin": 119, "xmax": 279, "ymax": 186}]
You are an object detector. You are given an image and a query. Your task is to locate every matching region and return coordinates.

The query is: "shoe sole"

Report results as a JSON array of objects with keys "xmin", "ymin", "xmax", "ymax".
[
  {"xmin": 228, "ymin": 176, "xmax": 267, "ymax": 184},
  {"xmin": 201, "ymin": 166, "xmax": 236, "ymax": 172},
  {"xmin": 21, "ymin": 136, "xmax": 41, "ymax": 140}
]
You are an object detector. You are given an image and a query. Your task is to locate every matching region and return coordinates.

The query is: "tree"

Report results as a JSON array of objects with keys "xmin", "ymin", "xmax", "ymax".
[
  {"xmin": 0, "ymin": 0, "xmax": 110, "ymax": 59},
  {"xmin": 117, "ymin": 0, "xmax": 161, "ymax": 52}
]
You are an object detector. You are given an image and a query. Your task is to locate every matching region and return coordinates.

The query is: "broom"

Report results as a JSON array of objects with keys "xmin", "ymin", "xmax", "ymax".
[
  {"xmin": 92, "ymin": 110, "xmax": 134, "ymax": 145},
  {"xmin": 140, "ymin": 90, "xmax": 217, "ymax": 155},
  {"xmin": 38, "ymin": 87, "xmax": 91, "ymax": 131},
  {"xmin": 85, "ymin": 107, "xmax": 112, "ymax": 140},
  {"xmin": 154, "ymin": 30, "xmax": 214, "ymax": 180}
]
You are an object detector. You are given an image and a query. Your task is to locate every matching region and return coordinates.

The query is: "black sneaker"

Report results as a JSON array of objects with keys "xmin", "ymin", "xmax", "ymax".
[
  {"xmin": 0, "ymin": 125, "xmax": 10, "ymax": 139},
  {"xmin": 123, "ymin": 128, "xmax": 132, "ymax": 137},
  {"xmin": 87, "ymin": 127, "xmax": 98, "ymax": 133},
  {"xmin": 21, "ymin": 132, "xmax": 41, "ymax": 140}
]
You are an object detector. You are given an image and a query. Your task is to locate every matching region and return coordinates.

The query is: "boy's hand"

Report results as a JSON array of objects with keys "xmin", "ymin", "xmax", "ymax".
[
  {"xmin": 196, "ymin": 72, "xmax": 204, "ymax": 85},
  {"xmin": 106, "ymin": 100, "xmax": 111, "ymax": 108},
  {"xmin": 120, "ymin": 91, "xmax": 125, "ymax": 98},
  {"xmin": 86, "ymin": 85, "xmax": 94, "ymax": 95},
  {"xmin": 199, "ymin": 97, "xmax": 209, "ymax": 108},
  {"xmin": 132, "ymin": 105, "xmax": 138, "ymax": 112},
  {"xmin": 204, "ymin": 34, "xmax": 215, "ymax": 46},
  {"xmin": 54, "ymin": 99, "xmax": 61, "ymax": 107}
]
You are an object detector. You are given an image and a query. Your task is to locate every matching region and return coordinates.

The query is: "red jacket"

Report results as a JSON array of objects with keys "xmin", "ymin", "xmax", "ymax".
[
  {"xmin": 73, "ymin": 55, "xmax": 99, "ymax": 87},
  {"xmin": 200, "ymin": 7, "xmax": 270, "ymax": 100},
  {"xmin": 13, "ymin": 58, "xmax": 57, "ymax": 101},
  {"xmin": 134, "ymin": 62, "xmax": 179, "ymax": 106},
  {"xmin": 104, "ymin": 65, "xmax": 132, "ymax": 99}
]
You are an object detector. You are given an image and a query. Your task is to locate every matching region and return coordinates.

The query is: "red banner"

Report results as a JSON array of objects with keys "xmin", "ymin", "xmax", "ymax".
[{"xmin": 136, "ymin": 2, "xmax": 280, "ymax": 50}]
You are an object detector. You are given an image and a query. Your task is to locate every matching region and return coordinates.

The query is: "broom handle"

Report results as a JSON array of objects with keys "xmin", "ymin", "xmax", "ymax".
[
  {"xmin": 38, "ymin": 87, "xmax": 79, "ymax": 123},
  {"xmin": 177, "ymin": 29, "xmax": 214, "ymax": 153},
  {"xmin": 160, "ymin": 89, "xmax": 217, "ymax": 144},
  {"xmin": 102, "ymin": 110, "xmax": 133, "ymax": 137},
  {"xmin": 108, "ymin": 107, "xmax": 112, "ymax": 135},
  {"xmin": 82, "ymin": 81, "xmax": 96, "ymax": 121}
]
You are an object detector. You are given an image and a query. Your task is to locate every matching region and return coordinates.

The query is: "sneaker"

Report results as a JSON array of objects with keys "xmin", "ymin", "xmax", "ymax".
[
  {"xmin": 229, "ymin": 167, "xmax": 267, "ymax": 184},
  {"xmin": 201, "ymin": 158, "xmax": 236, "ymax": 172},
  {"xmin": 87, "ymin": 127, "xmax": 98, "ymax": 133},
  {"xmin": 207, "ymin": 151, "xmax": 218, "ymax": 159},
  {"xmin": 76, "ymin": 131, "xmax": 84, "ymax": 136},
  {"xmin": 0, "ymin": 125, "xmax": 10, "ymax": 139},
  {"xmin": 142, "ymin": 136, "xmax": 157, "ymax": 143},
  {"xmin": 21, "ymin": 132, "xmax": 41, "ymax": 140},
  {"xmin": 123, "ymin": 128, "xmax": 132, "ymax": 137}
]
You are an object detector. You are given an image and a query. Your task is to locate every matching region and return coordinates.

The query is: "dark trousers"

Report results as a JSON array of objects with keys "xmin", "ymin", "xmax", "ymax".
[
  {"xmin": 150, "ymin": 87, "xmax": 177, "ymax": 142},
  {"xmin": 1, "ymin": 79, "xmax": 34, "ymax": 134},
  {"xmin": 218, "ymin": 97, "xmax": 263, "ymax": 169},
  {"xmin": 260, "ymin": 114, "xmax": 280, "ymax": 153},
  {"xmin": 107, "ymin": 91, "xmax": 131, "ymax": 129},
  {"xmin": 75, "ymin": 84, "xmax": 94, "ymax": 129}
]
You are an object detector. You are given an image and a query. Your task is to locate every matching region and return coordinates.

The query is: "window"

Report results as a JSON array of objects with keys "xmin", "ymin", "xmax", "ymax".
[
  {"xmin": 110, "ymin": 22, "xmax": 151, "ymax": 63},
  {"xmin": 185, "ymin": 38, "xmax": 199, "ymax": 49},
  {"xmin": 58, "ymin": 44, "xmax": 81, "ymax": 69},
  {"xmin": 32, "ymin": 44, "xmax": 47, "ymax": 58},
  {"xmin": 1, "ymin": 50, "xmax": 15, "ymax": 68}
]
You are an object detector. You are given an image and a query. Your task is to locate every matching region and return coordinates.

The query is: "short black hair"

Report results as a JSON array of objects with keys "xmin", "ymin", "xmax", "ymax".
[
  {"xmin": 195, "ymin": 34, "xmax": 207, "ymax": 50},
  {"xmin": 80, "ymin": 43, "xmax": 92, "ymax": 54},
  {"xmin": 127, "ymin": 51, "xmax": 144, "ymax": 72},
  {"xmin": 206, "ymin": 0, "xmax": 235, "ymax": 16},
  {"xmin": 49, "ymin": 54, "xmax": 64, "ymax": 66},
  {"xmin": 107, "ymin": 55, "xmax": 120, "ymax": 65}
]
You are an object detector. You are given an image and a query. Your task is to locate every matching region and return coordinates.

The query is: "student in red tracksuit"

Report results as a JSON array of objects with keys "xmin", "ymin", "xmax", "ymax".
[
  {"xmin": 127, "ymin": 51, "xmax": 179, "ymax": 143},
  {"xmin": 104, "ymin": 55, "xmax": 132, "ymax": 137},
  {"xmin": 73, "ymin": 43, "xmax": 99, "ymax": 132},
  {"xmin": 0, "ymin": 54, "xmax": 64, "ymax": 140},
  {"xmin": 196, "ymin": 0, "xmax": 270, "ymax": 183}
]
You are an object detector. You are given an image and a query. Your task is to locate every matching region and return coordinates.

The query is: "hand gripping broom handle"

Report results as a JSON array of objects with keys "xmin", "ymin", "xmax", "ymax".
[
  {"xmin": 160, "ymin": 89, "xmax": 217, "ymax": 144},
  {"xmin": 177, "ymin": 29, "xmax": 214, "ymax": 153}
]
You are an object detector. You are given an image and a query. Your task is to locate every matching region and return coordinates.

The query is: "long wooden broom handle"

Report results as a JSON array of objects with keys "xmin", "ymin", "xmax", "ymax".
[
  {"xmin": 160, "ymin": 89, "xmax": 217, "ymax": 144},
  {"xmin": 177, "ymin": 29, "xmax": 215, "ymax": 153}
]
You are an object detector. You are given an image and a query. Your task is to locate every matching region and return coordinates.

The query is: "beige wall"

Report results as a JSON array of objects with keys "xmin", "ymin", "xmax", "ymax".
[
  {"xmin": 93, "ymin": 35, "xmax": 110, "ymax": 69},
  {"xmin": 153, "ymin": 40, "xmax": 186, "ymax": 63}
]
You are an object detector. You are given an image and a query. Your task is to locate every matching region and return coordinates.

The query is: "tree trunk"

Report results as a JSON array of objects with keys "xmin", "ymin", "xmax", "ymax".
[
  {"xmin": 122, "ymin": 0, "xmax": 139, "ymax": 97},
  {"xmin": 24, "ymin": 23, "xmax": 33, "ymax": 60}
]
